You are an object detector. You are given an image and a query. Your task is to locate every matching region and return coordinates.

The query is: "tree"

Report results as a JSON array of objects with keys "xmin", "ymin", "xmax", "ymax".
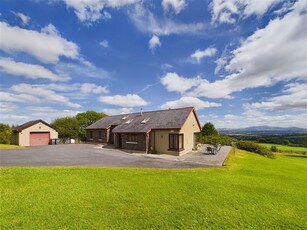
[
  {"xmin": 201, "ymin": 122, "xmax": 219, "ymax": 136},
  {"xmin": 51, "ymin": 117, "xmax": 79, "ymax": 139},
  {"xmin": 0, "ymin": 123, "xmax": 13, "ymax": 144},
  {"xmin": 75, "ymin": 111, "xmax": 106, "ymax": 140},
  {"xmin": 283, "ymin": 139, "xmax": 290, "ymax": 146}
]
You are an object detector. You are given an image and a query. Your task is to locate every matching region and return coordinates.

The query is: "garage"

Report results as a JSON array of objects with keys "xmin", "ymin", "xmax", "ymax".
[
  {"xmin": 12, "ymin": 120, "xmax": 58, "ymax": 147},
  {"xmin": 30, "ymin": 132, "xmax": 50, "ymax": 146}
]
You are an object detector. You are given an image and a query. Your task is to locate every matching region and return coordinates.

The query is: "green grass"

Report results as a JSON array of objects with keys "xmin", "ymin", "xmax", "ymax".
[
  {"xmin": 1, "ymin": 150, "xmax": 306, "ymax": 229},
  {"xmin": 0, "ymin": 144, "xmax": 24, "ymax": 149},
  {"xmin": 259, "ymin": 143, "xmax": 307, "ymax": 153}
]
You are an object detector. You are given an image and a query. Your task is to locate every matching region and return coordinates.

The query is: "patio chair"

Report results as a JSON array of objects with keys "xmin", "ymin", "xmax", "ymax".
[{"xmin": 206, "ymin": 146, "xmax": 216, "ymax": 155}]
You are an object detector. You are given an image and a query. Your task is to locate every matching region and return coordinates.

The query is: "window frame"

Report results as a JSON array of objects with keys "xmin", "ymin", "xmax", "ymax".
[
  {"xmin": 169, "ymin": 134, "xmax": 184, "ymax": 151},
  {"xmin": 126, "ymin": 133, "xmax": 138, "ymax": 143}
]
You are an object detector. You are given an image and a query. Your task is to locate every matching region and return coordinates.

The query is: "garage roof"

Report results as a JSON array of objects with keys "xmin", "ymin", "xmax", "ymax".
[{"xmin": 14, "ymin": 119, "xmax": 56, "ymax": 132}]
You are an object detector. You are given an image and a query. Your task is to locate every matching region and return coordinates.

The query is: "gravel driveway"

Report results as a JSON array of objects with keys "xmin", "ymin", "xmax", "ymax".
[{"xmin": 0, "ymin": 144, "xmax": 231, "ymax": 168}]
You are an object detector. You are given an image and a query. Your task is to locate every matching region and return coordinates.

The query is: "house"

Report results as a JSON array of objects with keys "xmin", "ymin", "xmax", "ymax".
[
  {"xmin": 12, "ymin": 120, "xmax": 58, "ymax": 146},
  {"xmin": 86, "ymin": 107, "xmax": 201, "ymax": 156}
]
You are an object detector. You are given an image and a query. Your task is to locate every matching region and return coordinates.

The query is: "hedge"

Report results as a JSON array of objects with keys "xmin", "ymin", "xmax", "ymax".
[{"xmin": 236, "ymin": 140, "xmax": 275, "ymax": 159}]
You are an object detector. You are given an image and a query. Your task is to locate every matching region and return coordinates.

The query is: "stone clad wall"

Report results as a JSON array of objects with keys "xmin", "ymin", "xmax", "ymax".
[{"xmin": 121, "ymin": 133, "xmax": 146, "ymax": 151}]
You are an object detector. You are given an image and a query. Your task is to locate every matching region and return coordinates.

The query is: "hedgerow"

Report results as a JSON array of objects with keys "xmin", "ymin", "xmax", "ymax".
[{"xmin": 236, "ymin": 140, "xmax": 275, "ymax": 159}]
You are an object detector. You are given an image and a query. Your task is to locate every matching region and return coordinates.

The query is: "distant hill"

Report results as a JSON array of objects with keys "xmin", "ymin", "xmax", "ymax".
[{"xmin": 219, "ymin": 126, "xmax": 307, "ymax": 135}]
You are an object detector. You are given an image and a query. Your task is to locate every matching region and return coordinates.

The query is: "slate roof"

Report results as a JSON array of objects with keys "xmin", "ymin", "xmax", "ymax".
[
  {"xmin": 14, "ymin": 119, "xmax": 56, "ymax": 132},
  {"xmin": 86, "ymin": 107, "xmax": 201, "ymax": 133}
]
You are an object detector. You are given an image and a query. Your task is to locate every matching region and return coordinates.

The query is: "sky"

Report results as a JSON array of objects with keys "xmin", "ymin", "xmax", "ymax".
[{"xmin": 0, "ymin": 0, "xmax": 306, "ymax": 129}]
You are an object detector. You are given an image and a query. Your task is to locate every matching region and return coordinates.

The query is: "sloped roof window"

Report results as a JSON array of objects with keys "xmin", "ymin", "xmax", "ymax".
[
  {"xmin": 122, "ymin": 115, "xmax": 129, "ymax": 120},
  {"xmin": 141, "ymin": 118, "xmax": 150, "ymax": 124},
  {"xmin": 125, "ymin": 119, "xmax": 133, "ymax": 124}
]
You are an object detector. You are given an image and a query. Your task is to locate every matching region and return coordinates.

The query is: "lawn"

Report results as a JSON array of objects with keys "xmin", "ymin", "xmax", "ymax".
[
  {"xmin": 0, "ymin": 144, "xmax": 24, "ymax": 149},
  {"xmin": 1, "ymin": 150, "xmax": 306, "ymax": 229},
  {"xmin": 259, "ymin": 143, "xmax": 307, "ymax": 153}
]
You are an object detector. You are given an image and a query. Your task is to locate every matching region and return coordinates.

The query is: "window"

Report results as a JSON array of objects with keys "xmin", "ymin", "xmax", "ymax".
[
  {"xmin": 90, "ymin": 131, "xmax": 93, "ymax": 139},
  {"xmin": 169, "ymin": 134, "xmax": 183, "ymax": 150},
  {"xmin": 122, "ymin": 115, "xmax": 129, "ymax": 120},
  {"xmin": 125, "ymin": 119, "xmax": 133, "ymax": 124},
  {"xmin": 141, "ymin": 118, "xmax": 150, "ymax": 124},
  {"xmin": 127, "ymin": 133, "xmax": 137, "ymax": 143}
]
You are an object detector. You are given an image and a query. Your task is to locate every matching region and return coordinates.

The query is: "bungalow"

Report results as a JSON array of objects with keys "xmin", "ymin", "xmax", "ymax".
[{"xmin": 86, "ymin": 107, "xmax": 201, "ymax": 156}]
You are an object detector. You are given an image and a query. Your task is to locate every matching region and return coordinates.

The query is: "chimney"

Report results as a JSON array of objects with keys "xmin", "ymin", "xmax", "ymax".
[{"xmin": 140, "ymin": 108, "xmax": 143, "ymax": 117}]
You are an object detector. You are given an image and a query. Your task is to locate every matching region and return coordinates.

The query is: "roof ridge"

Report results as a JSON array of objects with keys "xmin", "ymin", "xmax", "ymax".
[{"xmin": 104, "ymin": 107, "xmax": 195, "ymax": 117}]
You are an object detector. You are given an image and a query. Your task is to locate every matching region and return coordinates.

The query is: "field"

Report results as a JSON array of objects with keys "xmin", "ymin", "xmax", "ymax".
[
  {"xmin": 259, "ymin": 143, "xmax": 307, "ymax": 153},
  {"xmin": 0, "ymin": 144, "xmax": 24, "ymax": 149},
  {"xmin": 1, "ymin": 150, "xmax": 306, "ymax": 229}
]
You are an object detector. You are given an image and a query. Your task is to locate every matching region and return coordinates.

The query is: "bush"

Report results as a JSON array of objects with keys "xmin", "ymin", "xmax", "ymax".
[
  {"xmin": 198, "ymin": 135, "xmax": 234, "ymax": 146},
  {"xmin": 0, "ymin": 123, "xmax": 12, "ymax": 144},
  {"xmin": 236, "ymin": 140, "xmax": 275, "ymax": 159},
  {"xmin": 283, "ymin": 140, "xmax": 290, "ymax": 146},
  {"xmin": 270, "ymin": 146, "xmax": 278, "ymax": 152}
]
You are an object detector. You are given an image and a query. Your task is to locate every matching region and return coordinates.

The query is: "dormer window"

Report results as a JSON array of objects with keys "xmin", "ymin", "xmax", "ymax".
[
  {"xmin": 125, "ymin": 119, "xmax": 133, "ymax": 124},
  {"xmin": 122, "ymin": 115, "xmax": 129, "ymax": 120},
  {"xmin": 141, "ymin": 118, "xmax": 150, "ymax": 124}
]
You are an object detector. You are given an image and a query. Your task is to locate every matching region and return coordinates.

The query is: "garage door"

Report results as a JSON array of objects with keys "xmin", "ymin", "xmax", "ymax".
[{"xmin": 30, "ymin": 132, "xmax": 50, "ymax": 146}]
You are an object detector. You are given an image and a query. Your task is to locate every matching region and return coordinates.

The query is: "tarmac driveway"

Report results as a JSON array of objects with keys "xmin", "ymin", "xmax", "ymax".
[{"xmin": 0, "ymin": 144, "xmax": 231, "ymax": 168}]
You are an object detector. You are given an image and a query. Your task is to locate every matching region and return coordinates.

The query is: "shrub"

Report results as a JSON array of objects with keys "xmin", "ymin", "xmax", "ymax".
[
  {"xmin": 0, "ymin": 123, "xmax": 12, "ymax": 144},
  {"xmin": 198, "ymin": 135, "xmax": 234, "ymax": 146},
  {"xmin": 270, "ymin": 146, "xmax": 278, "ymax": 152},
  {"xmin": 283, "ymin": 140, "xmax": 290, "ymax": 146},
  {"xmin": 236, "ymin": 140, "xmax": 275, "ymax": 159}
]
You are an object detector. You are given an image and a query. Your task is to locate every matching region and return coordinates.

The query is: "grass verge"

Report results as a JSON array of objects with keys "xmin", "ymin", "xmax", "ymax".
[
  {"xmin": 0, "ymin": 150, "xmax": 306, "ymax": 229},
  {"xmin": 0, "ymin": 144, "xmax": 24, "ymax": 149}
]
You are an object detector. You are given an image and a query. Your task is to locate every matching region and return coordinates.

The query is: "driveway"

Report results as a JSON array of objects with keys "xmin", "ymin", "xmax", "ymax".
[{"xmin": 0, "ymin": 144, "xmax": 231, "ymax": 168}]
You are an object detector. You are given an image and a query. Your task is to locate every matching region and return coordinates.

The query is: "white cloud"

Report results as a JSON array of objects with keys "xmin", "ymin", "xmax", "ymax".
[
  {"xmin": 210, "ymin": 0, "xmax": 279, "ymax": 24},
  {"xmin": 161, "ymin": 63, "xmax": 173, "ymax": 71},
  {"xmin": 129, "ymin": 4, "xmax": 206, "ymax": 36},
  {"xmin": 0, "ymin": 91, "xmax": 41, "ymax": 104},
  {"xmin": 244, "ymin": 83, "xmax": 307, "ymax": 112},
  {"xmin": 98, "ymin": 94, "xmax": 148, "ymax": 107},
  {"xmin": 217, "ymin": 110, "xmax": 307, "ymax": 129},
  {"xmin": 149, "ymin": 35, "xmax": 161, "ymax": 52},
  {"xmin": 80, "ymin": 83, "xmax": 109, "ymax": 94},
  {"xmin": 38, "ymin": 82, "xmax": 108, "ymax": 94},
  {"xmin": 0, "ymin": 102, "xmax": 18, "ymax": 112},
  {"xmin": 99, "ymin": 40, "xmax": 109, "ymax": 48},
  {"xmin": 190, "ymin": 47, "xmax": 217, "ymax": 63},
  {"xmin": 63, "ymin": 0, "xmax": 140, "ymax": 23},
  {"xmin": 55, "ymin": 62, "xmax": 110, "ymax": 79},
  {"xmin": 202, "ymin": 109, "xmax": 307, "ymax": 129},
  {"xmin": 162, "ymin": 0, "xmax": 186, "ymax": 14},
  {"xmin": 160, "ymin": 97, "xmax": 221, "ymax": 110},
  {"xmin": 12, "ymin": 12, "xmax": 30, "ymax": 25},
  {"xmin": 9, "ymin": 84, "xmax": 81, "ymax": 108},
  {"xmin": 243, "ymin": 0, "xmax": 278, "ymax": 17},
  {"xmin": 161, "ymin": 1, "xmax": 307, "ymax": 99},
  {"xmin": 160, "ymin": 72, "xmax": 202, "ymax": 94},
  {"xmin": 214, "ymin": 56, "xmax": 227, "ymax": 75},
  {"xmin": 103, "ymin": 107, "xmax": 133, "ymax": 115},
  {"xmin": 0, "ymin": 22, "xmax": 79, "ymax": 63},
  {"xmin": 0, "ymin": 107, "xmax": 81, "ymax": 126},
  {"xmin": 25, "ymin": 107, "xmax": 80, "ymax": 120},
  {"xmin": 0, "ymin": 57, "xmax": 69, "ymax": 82}
]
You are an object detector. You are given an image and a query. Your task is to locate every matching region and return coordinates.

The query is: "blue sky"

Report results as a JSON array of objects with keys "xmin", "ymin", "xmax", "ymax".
[{"xmin": 0, "ymin": 0, "xmax": 306, "ymax": 128}]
